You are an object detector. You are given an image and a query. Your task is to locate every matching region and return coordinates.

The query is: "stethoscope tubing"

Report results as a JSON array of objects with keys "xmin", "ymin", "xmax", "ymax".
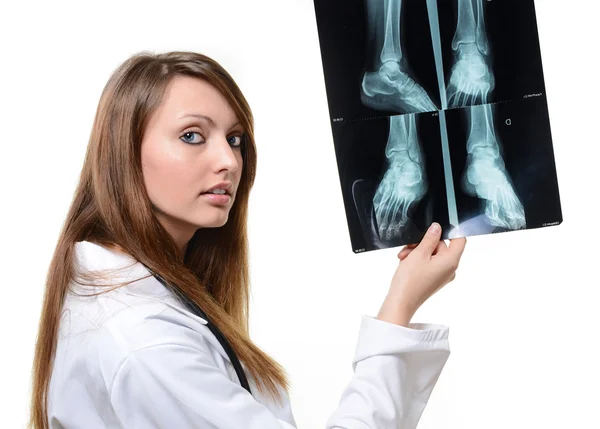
[{"xmin": 146, "ymin": 268, "xmax": 252, "ymax": 394}]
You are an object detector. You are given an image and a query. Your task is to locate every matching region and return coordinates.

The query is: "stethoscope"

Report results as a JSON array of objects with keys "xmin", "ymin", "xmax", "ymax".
[{"xmin": 147, "ymin": 269, "xmax": 252, "ymax": 394}]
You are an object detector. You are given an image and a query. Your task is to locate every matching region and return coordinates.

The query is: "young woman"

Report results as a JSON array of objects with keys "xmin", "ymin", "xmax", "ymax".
[{"xmin": 29, "ymin": 51, "xmax": 466, "ymax": 429}]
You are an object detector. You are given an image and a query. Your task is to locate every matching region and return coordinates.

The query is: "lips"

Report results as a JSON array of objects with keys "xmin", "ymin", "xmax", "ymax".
[
  {"xmin": 202, "ymin": 182, "xmax": 233, "ymax": 195},
  {"xmin": 201, "ymin": 193, "xmax": 231, "ymax": 206},
  {"xmin": 201, "ymin": 191, "xmax": 228, "ymax": 195}
]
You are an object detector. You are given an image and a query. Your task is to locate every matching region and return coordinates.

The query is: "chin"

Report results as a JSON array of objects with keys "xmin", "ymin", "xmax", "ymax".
[{"xmin": 197, "ymin": 213, "xmax": 230, "ymax": 229}]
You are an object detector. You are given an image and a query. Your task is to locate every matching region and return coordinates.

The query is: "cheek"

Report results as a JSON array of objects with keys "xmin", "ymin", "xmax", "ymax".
[
  {"xmin": 141, "ymin": 139, "xmax": 196, "ymax": 208},
  {"xmin": 235, "ymin": 152, "xmax": 244, "ymax": 181}
]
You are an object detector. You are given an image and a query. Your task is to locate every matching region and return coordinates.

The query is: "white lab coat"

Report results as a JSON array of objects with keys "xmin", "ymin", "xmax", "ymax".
[{"xmin": 47, "ymin": 241, "xmax": 451, "ymax": 428}]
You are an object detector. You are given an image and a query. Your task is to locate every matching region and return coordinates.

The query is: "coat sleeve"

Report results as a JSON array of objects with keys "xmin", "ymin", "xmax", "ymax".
[
  {"xmin": 325, "ymin": 315, "xmax": 450, "ymax": 429},
  {"xmin": 109, "ymin": 315, "xmax": 449, "ymax": 429},
  {"xmin": 109, "ymin": 341, "xmax": 297, "ymax": 429}
]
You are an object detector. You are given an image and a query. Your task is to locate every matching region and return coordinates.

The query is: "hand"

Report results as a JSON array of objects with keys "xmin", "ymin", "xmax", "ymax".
[{"xmin": 377, "ymin": 222, "xmax": 467, "ymax": 326}]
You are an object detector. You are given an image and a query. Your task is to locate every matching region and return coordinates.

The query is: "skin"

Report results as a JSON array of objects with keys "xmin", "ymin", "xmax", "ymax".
[
  {"xmin": 141, "ymin": 75, "xmax": 244, "ymax": 256},
  {"xmin": 140, "ymin": 76, "xmax": 467, "ymax": 328},
  {"xmin": 377, "ymin": 223, "xmax": 467, "ymax": 326}
]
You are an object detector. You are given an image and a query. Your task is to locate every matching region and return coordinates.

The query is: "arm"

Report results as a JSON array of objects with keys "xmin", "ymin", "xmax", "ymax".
[
  {"xmin": 326, "ymin": 315, "xmax": 450, "ymax": 429},
  {"xmin": 110, "ymin": 342, "xmax": 297, "ymax": 429},
  {"xmin": 108, "ymin": 315, "xmax": 449, "ymax": 429}
]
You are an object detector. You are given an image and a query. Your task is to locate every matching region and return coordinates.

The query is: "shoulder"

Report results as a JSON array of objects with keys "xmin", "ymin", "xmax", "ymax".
[
  {"xmin": 60, "ymin": 279, "xmax": 213, "ymax": 353},
  {"xmin": 98, "ymin": 295, "xmax": 212, "ymax": 356},
  {"xmin": 68, "ymin": 240, "xmax": 208, "ymax": 332},
  {"xmin": 58, "ymin": 240, "xmax": 218, "ymax": 385}
]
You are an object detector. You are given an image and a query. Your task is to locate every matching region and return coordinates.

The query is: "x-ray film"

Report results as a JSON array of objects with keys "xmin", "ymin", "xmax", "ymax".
[{"xmin": 313, "ymin": 0, "xmax": 563, "ymax": 253}]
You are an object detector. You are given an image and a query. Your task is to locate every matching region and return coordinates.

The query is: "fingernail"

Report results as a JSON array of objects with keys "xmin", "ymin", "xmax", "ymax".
[{"xmin": 428, "ymin": 222, "xmax": 441, "ymax": 234}]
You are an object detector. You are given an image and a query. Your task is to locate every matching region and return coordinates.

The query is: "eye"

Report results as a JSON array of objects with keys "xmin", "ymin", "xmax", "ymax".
[
  {"xmin": 180, "ymin": 131, "xmax": 204, "ymax": 145},
  {"xmin": 228, "ymin": 135, "xmax": 244, "ymax": 148}
]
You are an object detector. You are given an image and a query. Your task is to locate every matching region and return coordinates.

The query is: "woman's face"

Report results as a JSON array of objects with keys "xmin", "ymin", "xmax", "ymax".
[{"xmin": 141, "ymin": 75, "xmax": 244, "ymax": 249}]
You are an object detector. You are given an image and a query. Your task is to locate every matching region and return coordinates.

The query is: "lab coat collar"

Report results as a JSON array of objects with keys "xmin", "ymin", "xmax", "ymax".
[{"xmin": 72, "ymin": 241, "xmax": 240, "ymax": 365}]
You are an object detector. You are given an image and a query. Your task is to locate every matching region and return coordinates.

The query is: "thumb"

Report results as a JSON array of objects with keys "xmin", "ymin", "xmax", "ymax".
[{"xmin": 416, "ymin": 222, "xmax": 442, "ymax": 256}]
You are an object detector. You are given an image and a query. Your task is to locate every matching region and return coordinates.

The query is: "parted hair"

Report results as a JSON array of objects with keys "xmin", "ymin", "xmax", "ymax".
[{"xmin": 29, "ymin": 51, "xmax": 290, "ymax": 429}]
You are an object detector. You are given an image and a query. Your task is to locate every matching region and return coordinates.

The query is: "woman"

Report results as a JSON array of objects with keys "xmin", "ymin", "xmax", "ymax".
[{"xmin": 29, "ymin": 51, "xmax": 466, "ymax": 428}]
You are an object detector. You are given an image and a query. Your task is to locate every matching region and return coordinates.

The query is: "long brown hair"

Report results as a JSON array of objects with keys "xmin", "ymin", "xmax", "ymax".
[{"xmin": 29, "ymin": 51, "xmax": 290, "ymax": 428}]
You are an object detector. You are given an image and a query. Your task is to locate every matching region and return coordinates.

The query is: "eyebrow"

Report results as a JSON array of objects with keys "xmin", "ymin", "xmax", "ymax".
[{"xmin": 178, "ymin": 113, "xmax": 240, "ymax": 129}]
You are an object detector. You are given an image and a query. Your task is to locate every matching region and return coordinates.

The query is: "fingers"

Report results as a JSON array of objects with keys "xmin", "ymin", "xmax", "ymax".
[
  {"xmin": 448, "ymin": 237, "xmax": 467, "ymax": 259},
  {"xmin": 415, "ymin": 222, "xmax": 442, "ymax": 256},
  {"xmin": 399, "ymin": 222, "xmax": 448, "ymax": 260},
  {"xmin": 399, "ymin": 239, "xmax": 445, "ymax": 260},
  {"xmin": 397, "ymin": 243, "xmax": 418, "ymax": 260},
  {"xmin": 398, "ymin": 249, "xmax": 410, "ymax": 260},
  {"xmin": 435, "ymin": 237, "xmax": 467, "ymax": 273},
  {"xmin": 434, "ymin": 240, "xmax": 448, "ymax": 255}
]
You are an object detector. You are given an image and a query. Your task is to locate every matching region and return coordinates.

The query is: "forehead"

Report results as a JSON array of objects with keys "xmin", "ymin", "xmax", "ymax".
[{"xmin": 156, "ymin": 75, "xmax": 238, "ymax": 124}]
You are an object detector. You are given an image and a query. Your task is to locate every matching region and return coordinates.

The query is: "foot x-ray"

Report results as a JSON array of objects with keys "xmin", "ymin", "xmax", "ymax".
[{"xmin": 313, "ymin": 0, "xmax": 563, "ymax": 253}]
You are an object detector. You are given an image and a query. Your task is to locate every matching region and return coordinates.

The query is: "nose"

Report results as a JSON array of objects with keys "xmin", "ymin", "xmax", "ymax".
[{"xmin": 210, "ymin": 135, "xmax": 239, "ymax": 173}]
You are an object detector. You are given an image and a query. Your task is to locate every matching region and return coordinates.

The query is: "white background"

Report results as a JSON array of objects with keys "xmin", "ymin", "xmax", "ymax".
[{"xmin": 1, "ymin": 0, "xmax": 598, "ymax": 427}]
